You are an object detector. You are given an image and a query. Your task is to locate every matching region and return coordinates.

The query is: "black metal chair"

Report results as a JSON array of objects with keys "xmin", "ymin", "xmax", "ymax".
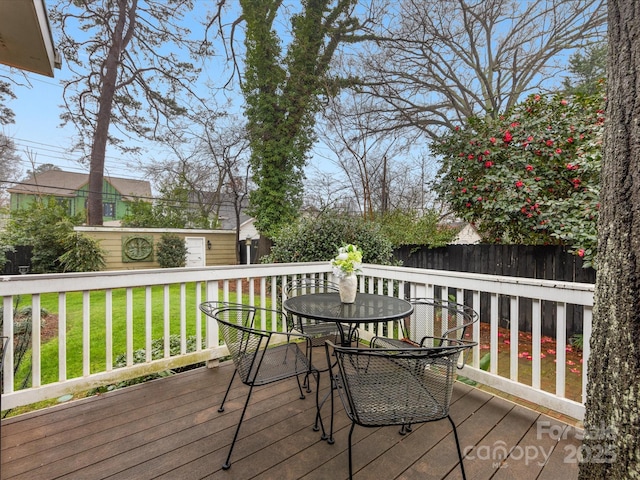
[
  {"xmin": 371, "ymin": 298, "xmax": 478, "ymax": 352},
  {"xmin": 199, "ymin": 303, "xmax": 321, "ymax": 470},
  {"xmin": 325, "ymin": 338, "xmax": 476, "ymax": 480}
]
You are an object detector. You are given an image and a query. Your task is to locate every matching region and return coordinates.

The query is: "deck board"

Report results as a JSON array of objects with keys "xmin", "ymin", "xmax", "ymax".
[{"xmin": 1, "ymin": 361, "xmax": 581, "ymax": 480}]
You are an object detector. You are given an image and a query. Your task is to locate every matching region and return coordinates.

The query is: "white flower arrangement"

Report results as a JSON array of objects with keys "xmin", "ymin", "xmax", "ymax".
[{"xmin": 331, "ymin": 244, "xmax": 363, "ymax": 278}]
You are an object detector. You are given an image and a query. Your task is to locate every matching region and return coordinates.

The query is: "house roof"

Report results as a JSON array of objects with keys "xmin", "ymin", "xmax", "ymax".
[{"xmin": 7, "ymin": 170, "xmax": 152, "ymax": 201}]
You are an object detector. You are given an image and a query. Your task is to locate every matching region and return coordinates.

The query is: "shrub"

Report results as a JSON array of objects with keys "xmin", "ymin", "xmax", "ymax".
[
  {"xmin": 59, "ymin": 232, "xmax": 106, "ymax": 272},
  {"xmin": 0, "ymin": 199, "xmax": 100, "ymax": 273},
  {"xmin": 375, "ymin": 210, "xmax": 459, "ymax": 247},
  {"xmin": 263, "ymin": 212, "xmax": 395, "ymax": 265},
  {"xmin": 156, "ymin": 233, "xmax": 188, "ymax": 268}
]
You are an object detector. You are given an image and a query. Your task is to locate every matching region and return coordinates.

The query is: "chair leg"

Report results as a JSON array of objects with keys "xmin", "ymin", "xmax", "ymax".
[
  {"xmin": 222, "ymin": 383, "xmax": 255, "ymax": 470},
  {"xmin": 295, "ymin": 374, "xmax": 306, "ymax": 400},
  {"xmin": 302, "ymin": 370, "xmax": 313, "ymax": 393},
  {"xmin": 312, "ymin": 370, "xmax": 326, "ymax": 435},
  {"xmin": 347, "ymin": 421, "xmax": 356, "ymax": 480},
  {"xmin": 218, "ymin": 370, "xmax": 237, "ymax": 412},
  {"xmin": 324, "ymin": 372, "xmax": 337, "ymax": 444},
  {"xmin": 399, "ymin": 423, "xmax": 413, "ymax": 435},
  {"xmin": 448, "ymin": 415, "xmax": 467, "ymax": 480}
]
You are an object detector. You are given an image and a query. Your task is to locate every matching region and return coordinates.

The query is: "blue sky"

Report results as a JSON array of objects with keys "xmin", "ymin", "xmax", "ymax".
[{"xmin": 2, "ymin": 63, "xmax": 154, "ymax": 181}]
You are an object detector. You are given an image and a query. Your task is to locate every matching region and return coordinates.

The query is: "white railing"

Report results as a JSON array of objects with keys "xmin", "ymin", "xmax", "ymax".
[{"xmin": 1, "ymin": 262, "xmax": 594, "ymax": 420}]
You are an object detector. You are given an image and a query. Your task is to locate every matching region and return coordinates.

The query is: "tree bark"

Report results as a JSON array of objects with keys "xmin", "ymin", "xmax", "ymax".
[
  {"xmin": 86, "ymin": 0, "xmax": 136, "ymax": 226},
  {"xmin": 579, "ymin": 1, "xmax": 640, "ymax": 477}
]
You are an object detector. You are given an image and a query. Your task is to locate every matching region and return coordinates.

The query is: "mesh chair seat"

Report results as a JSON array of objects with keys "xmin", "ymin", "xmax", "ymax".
[
  {"xmin": 235, "ymin": 341, "xmax": 313, "ymax": 386},
  {"xmin": 325, "ymin": 339, "xmax": 476, "ymax": 480}
]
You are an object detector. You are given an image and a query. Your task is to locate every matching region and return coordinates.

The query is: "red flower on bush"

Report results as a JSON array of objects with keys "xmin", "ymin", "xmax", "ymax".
[
  {"xmin": 515, "ymin": 180, "xmax": 524, "ymax": 188},
  {"xmin": 484, "ymin": 161, "xmax": 493, "ymax": 168},
  {"xmin": 525, "ymin": 165, "xmax": 534, "ymax": 171},
  {"xmin": 503, "ymin": 131, "xmax": 513, "ymax": 143}
]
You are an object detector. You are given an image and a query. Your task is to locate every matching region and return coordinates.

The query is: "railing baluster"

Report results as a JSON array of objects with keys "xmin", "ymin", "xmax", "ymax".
[
  {"xmin": 58, "ymin": 292, "xmax": 67, "ymax": 381},
  {"xmin": 490, "ymin": 293, "xmax": 499, "ymax": 375},
  {"xmin": 31, "ymin": 294, "xmax": 41, "ymax": 388},
  {"xmin": 163, "ymin": 285, "xmax": 170, "ymax": 358},
  {"xmin": 195, "ymin": 282, "xmax": 202, "ymax": 351},
  {"xmin": 3, "ymin": 296, "xmax": 15, "ymax": 394},
  {"xmin": 532, "ymin": 298, "xmax": 542, "ymax": 389},
  {"xmin": 180, "ymin": 283, "xmax": 186, "ymax": 355},
  {"xmin": 126, "ymin": 288, "xmax": 133, "ymax": 366},
  {"xmin": 472, "ymin": 290, "xmax": 481, "ymax": 368},
  {"xmin": 145, "ymin": 286, "xmax": 152, "ymax": 362},
  {"xmin": 510, "ymin": 296, "xmax": 519, "ymax": 382},
  {"xmin": 105, "ymin": 289, "xmax": 112, "ymax": 371},
  {"xmin": 555, "ymin": 302, "xmax": 567, "ymax": 398}
]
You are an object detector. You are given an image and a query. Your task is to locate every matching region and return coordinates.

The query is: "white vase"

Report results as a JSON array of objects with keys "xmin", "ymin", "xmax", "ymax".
[{"xmin": 339, "ymin": 274, "xmax": 357, "ymax": 303}]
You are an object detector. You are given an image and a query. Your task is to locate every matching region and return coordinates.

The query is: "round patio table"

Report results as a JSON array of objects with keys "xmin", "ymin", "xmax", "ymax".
[{"xmin": 283, "ymin": 292, "xmax": 413, "ymax": 346}]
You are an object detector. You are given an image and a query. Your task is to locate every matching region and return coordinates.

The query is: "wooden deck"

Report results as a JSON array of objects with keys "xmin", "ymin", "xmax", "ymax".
[{"xmin": 1, "ymin": 361, "xmax": 582, "ymax": 480}]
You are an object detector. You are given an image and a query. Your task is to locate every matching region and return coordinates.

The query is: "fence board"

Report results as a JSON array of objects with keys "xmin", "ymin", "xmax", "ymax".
[{"xmin": 393, "ymin": 244, "xmax": 594, "ymax": 337}]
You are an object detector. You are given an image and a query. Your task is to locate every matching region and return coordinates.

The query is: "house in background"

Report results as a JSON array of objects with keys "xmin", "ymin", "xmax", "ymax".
[
  {"xmin": 449, "ymin": 221, "xmax": 481, "ymax": 244},
  {"xmin": 7, "ymin": 170, "xmax": 152, "ymax": 224}
]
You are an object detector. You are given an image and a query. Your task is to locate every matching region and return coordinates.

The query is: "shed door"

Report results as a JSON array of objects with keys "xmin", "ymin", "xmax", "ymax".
[{"xmin": 185, "ymin": 237, "xmax": 205, "ymax": 267}]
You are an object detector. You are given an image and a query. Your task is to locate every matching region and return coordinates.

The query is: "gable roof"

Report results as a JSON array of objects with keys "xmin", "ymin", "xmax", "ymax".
[{"xmin": 7, "ymin": 170, "xmax": 152, "ymax": 201}]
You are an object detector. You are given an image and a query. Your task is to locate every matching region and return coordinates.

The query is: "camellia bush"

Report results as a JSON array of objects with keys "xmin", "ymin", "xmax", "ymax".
[{"xmin": 432, "ymin": 85, "xmax": 604, "ymax": 267}]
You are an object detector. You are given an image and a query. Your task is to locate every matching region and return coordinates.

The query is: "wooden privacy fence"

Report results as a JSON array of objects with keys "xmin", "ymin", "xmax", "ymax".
[{"xmin": 393, "ymin": 244, "xmax": 596, "ymax": 337}]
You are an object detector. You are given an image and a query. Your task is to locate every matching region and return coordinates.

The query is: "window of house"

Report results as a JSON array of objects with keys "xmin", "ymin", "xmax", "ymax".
[
  {"xmin": 55, "ymin": 198, "xmax": 72, "ymax": 215},
  {"xmin": 103, "ymin": 202, "xmax": 116, "ymax": 218}
]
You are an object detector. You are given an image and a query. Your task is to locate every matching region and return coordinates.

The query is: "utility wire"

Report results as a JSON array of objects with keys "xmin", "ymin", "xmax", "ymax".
[{"xmin": 1, "ymin": 178, "xmax": 235, "ymax": 208}]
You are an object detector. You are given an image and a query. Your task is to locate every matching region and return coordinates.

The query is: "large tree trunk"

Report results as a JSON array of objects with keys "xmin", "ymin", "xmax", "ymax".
[
  {"xmin": 86, "ymin": 0, "xmax": 135, "ymax": 226},
  {"xmin": 579, "ymin": 1, "xmax": 640, "ymax": 477}
]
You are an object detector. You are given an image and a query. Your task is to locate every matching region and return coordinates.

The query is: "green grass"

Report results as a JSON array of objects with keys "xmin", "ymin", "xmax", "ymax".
[{"xmin": 14, "ymin": 284, "xmax": 256, "ymax": 386}]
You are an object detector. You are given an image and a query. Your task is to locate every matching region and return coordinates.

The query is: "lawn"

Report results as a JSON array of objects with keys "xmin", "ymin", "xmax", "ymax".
[{"xmin": 11, "ymin": 283, "xmax": 257, "ymax": 387}]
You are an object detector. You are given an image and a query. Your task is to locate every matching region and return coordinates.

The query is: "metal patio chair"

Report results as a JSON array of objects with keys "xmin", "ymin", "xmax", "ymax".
[
  {"xmin": 199, "ymin": 303, "xmax": 321, "ymax": 470},
  {"xmin": 371, "ymin": 297, "xmax": 478, "ymax": 352},
  {"xmin": 325, "ymin": 338, "xmax": 476, "ymax": 480}
]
